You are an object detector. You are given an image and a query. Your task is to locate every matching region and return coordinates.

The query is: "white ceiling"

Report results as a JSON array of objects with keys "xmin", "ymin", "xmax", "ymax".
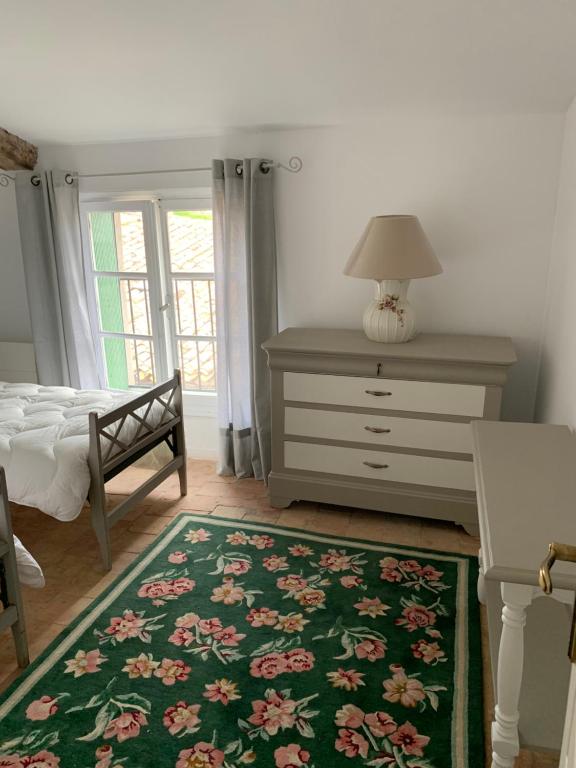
[{"xmin": 3, "ymin": 0, "xmax": 576, "ymax": 145}]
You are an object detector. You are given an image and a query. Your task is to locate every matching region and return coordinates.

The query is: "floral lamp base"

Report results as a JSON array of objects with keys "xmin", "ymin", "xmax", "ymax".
[{"xmin": 363, "ymin": 279, "xmax": 416, "ymax": 343}]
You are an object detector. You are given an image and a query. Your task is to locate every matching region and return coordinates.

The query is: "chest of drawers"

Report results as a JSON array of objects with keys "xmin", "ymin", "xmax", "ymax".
[{"xmin": 262, "ymin": 328, "xmax": 516, "ymax": 529}]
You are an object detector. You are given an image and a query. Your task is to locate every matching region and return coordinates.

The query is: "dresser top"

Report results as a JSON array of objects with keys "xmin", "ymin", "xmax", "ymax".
[
  {"xmin": 472, "ymin": 420, "xmax": 576, "ymax": 590},
  {"xmin": 263, "ymin": 328, "xmax": 516, "ymax": 366}
]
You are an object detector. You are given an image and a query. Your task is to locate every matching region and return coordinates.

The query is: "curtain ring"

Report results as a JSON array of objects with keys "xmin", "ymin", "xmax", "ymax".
[
  {"xmin": 64, "ymin": 173, "xmax": 74, "ymax": 185},
  {"xmin": 235, "ymin": 163, "xmax": 243, "ymax": 177},
  {"xmin": 259, "ymin": 161, "xmax": 271, "ymax": 175},
  {"xmin": 31, "ymin": 175, "xmax": 41, "ymax": 187}
]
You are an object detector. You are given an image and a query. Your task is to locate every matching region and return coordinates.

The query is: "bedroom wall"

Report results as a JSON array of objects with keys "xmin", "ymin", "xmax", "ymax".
[
  {"xmin": 0, "ymin": 184, "xmax": 32, "ymax": 341},
  {"xmin": 537, "ymin": 95, "xmax": 576, "ymax": 425},
  {"xmin": 39, "ymin": 114, "xmax": 564, "ymax": 427}
]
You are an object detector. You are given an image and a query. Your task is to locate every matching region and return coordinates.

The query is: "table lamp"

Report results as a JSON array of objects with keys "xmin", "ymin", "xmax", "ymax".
[{"xmin": 344, "ymin": 215, "xmax": 442, "ymax": 343}]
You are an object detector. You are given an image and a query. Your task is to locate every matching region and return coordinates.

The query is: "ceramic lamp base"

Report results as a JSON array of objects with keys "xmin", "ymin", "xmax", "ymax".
[{"xmin": 362, "ymin": 279, "xmax": 416, "ymax": 343}]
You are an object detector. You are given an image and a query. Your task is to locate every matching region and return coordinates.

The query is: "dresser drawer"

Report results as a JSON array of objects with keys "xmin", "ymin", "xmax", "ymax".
[
  {"xmin": 284, "ymin": 407, "xmax": 472, "ymax": 453},
  {"xmin": 284, "ymin": 372, "xmax": 485, "ymax": 417},
  {"xmin": 284, "ymin": 441, "xmax": 475, "ymax": 491}
]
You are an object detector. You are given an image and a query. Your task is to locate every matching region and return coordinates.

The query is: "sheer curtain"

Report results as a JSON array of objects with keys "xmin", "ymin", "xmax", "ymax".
[
  {"xmin": 212, "ymin": 159, "xmax": 277, "ymax": 480},
  {"xmin": 15, "ymin": 170, "xmax": 100, "ymax": 389}
]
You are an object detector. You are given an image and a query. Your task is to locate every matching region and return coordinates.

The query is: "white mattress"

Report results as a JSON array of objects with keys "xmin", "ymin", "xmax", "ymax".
[{"xmin": 0, "ymin": 382, "xmax": 161, "ymax": 522}]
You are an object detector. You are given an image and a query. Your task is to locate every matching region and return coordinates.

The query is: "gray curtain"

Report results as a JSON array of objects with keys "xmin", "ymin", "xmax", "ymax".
[
  {"xmin": 15, "ymin": 170, "xmax": 100, "ymax": 389},
  {"xmin": 212, "ymin": 159, "xmax": 277, "ymax": 480}
]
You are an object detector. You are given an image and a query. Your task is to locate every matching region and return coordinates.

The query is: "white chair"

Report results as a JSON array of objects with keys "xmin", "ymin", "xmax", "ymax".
[{"xmin": 0, "ymin": 467, "xmax": 29, "ymax": 667}]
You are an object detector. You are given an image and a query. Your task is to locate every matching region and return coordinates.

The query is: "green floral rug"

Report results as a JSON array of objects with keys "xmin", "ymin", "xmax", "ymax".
[{"xmin": 0, "ymin": 513, "xmax": 483, "ymax": 768}]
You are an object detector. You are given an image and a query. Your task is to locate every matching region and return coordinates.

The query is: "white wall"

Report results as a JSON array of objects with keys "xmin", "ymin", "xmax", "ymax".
[
  {"xmin": 40, "ymin": 115, "xmax": 564, "ymax": 422},
  {"xmin": 0, "ymin": 183, "xmax": 32, "ymax": 341},
  {"xmin": 537, "ymin": 96, "xmax": 576, "ymax": 425}
]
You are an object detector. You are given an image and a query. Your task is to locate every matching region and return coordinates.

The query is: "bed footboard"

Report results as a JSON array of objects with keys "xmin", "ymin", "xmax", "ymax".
[{"xmin": 88, "ymin": 369, "xmax": 186, "ymax": 571}]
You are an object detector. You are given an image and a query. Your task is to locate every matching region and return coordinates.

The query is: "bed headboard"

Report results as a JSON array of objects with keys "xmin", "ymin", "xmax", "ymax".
[{"xmin": 0, "ymin": 342, "xmax": 37, "ymax": 383}]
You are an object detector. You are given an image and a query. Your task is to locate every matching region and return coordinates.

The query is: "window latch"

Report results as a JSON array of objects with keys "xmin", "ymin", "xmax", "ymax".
[{"xmin": 159, "ymin": 301, "xmax": 171, "ymax": 312}]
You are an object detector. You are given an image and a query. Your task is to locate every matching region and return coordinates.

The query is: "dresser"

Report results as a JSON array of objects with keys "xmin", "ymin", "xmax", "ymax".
[{"xmin": 262, "ymin": 328, "xmax": 516, "ymax": 529}]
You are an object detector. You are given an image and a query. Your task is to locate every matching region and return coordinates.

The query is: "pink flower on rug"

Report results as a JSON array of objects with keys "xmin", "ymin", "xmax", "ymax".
[
  {"xmin": 353, "ymin": 597, "xmax": 390, "ymax": 618},
  {"xmin": 411, "ymin": 639, "xmax": 446, "ymax": 665},
  {"xmin": 211, "ymin": 578, "xmax": 245, "ymax": 605},
  {"xmin": 249, "ymin": 534, "xmax": 274, "ymax": 549},
  {"xmin": 395, "ymin": 604, "xmax": 437, "ymax": 633},
  {"xmin": 246, "ymin": 607, "xmax": 279, "ymax": 627},
  {"xmin": 184, "ymin": 528, "xmax": 211, "ymax": 544},
  {"xmin": 383, "ymin": 667, "xmax": 426, "ymax": 707},
  {"xmin": 389, "ymin": 722, "xmax": 431, "ymax": 756},
  {"xmin": 169, "ymin": 628, "xmax": 195, "ymax": 647},
  {"xmin": 168, "ymin": 577, "xmax": 196, "ymax": 595},
  {"xmin": 275, "ymin": 613, "xmax": 309, "ymax": 633},
  {"xmin": 95, "ymin": 745, "xmax": 113, "ymax": 761},
  {"xmin": 262, "ymin": 555, "xmax": 288, "ymax": 572},
  {"xmin": 354, "ymin": 638, "xmax": 386, "ymax": 662},
  {"xmin": 25, "ymin": 695, "xmax": 59, "ymax": 721},
  {"xmin": 212, "ymin": 625, "xmax": 246, "ymax": 646},
  {"xmin": 203, "ymin": 678, "xmax": 241, "ymax": 705},
  {"xmin": 176, "ymin": 743, "xmax": 224, "ymax": 768},
  {"xmin": 21, "ymin": 752, "xmax": 60, "ymax": 767},
  {"xmin": 249, "ymin": 652, "xmax": 288, "ymax": 679},
  {"xmin": 64, "ymin": 649, "xmax": 107, "ymax": 677},
  {"xmin": 365, "ymin": 711, "xmax": 397, "ymax": 737},
  {"xmin": 340, "ymin": 575, "xmax": 363, "ymax": 588},
  {"xmin": 379, "ymin": 557, "xmax": 399, "ymax": 570},
  {"xmin": 103, "ymin": 711, "xmax": 148, "ymax": 743},
  {"xmin": 399, "ymin": 559, "xmax": 421, "ymax": 572},
  {"xmin": 334, "ymin": 704, "xmax": 365, "ymax": 728},
  {"xmin": 223, "ymin": 559, "xmax": 251, "ymax": 576},
  {"xmin": 104, "ymin": 610, "xmax": 146, "ymax": 641},
  {"xmin": 0, "ymin": 757, "xmax": 24, "ymax": 767},
  {"xmin": 417, "ymin": 564, "xmax": 444, "ymax": 581},
  {"xmin": 380, "ymin": 567, "xmax": 402, "ymax": 583},
  {"xmin": 318, "ymin": 549, "xmax": 352, "ymax": 572},
  {"xmin": 326, "ymin": 668, "xmax": 365, "ymax": 691},
  {"xmin": 288, "ymin": 544, "xmax": 314, "ymax": 557},
  {"xmin": 168, "ymin": 551, "xmax": 188, "ymax": 565},
  {"xmin": 334, "ymin": 729, "xmax": 369, "ymax": 759},
  {"xmin": 276, "ymin": 574, "xmax": 308, "ymax": 591},
  {"xmin": 248, "ymin": 691, "xmax": 297, "ymax": 735},
  {"xmin": 295, "ymin": 588, "xmax": 325, "ymax": 608},
  {"xmin": 284, "ymin": 648, "xmax": 315, "ymax": 672},
  {"xmin": 137, "ymin": 580, "xmax": 172, "ymax": 599},
  {"xmin": 198, "ymin": 618, "xmax": 224, "ymax": 635},
  {"xmin": 176, "ymin": 612, "xmax": 200, "ymax": 628},
  {"xmin": 274, "ymin": 744, "xmax": 310, "ymax": 768},
  {"xmin": 154, "ymin": 658, "xmax": 191, "ymax": 686},
  {"xmin": 163, "ymin": 701, "xmax": 201, "ymax": 736},
  {"xmin": 122, "ymin": 652, "xmax": 159, "ymax": 679},
  {"xmin": 226, "ymin": 531, "xmax": 250, "ymax": 545}
]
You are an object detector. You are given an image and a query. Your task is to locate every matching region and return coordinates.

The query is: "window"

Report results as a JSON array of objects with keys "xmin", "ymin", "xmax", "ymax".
[{"xmin": 81, "ymin": 198, "xmax": 216, "ymax": 397}]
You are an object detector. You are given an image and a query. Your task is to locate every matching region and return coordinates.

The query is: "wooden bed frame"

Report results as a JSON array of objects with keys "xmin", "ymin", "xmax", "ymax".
[{"xmin": 88, "ymin": 369, "xmax": 186, "ymax": 571}]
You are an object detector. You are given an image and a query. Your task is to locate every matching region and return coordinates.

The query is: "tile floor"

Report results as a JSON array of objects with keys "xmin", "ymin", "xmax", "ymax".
[{"xmin": 0, "ymin": 459, "xmax": 560, "ymax": 767}]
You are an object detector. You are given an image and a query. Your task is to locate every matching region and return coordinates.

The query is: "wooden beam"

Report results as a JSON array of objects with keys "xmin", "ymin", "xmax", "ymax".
[{"xmin": 0, "ymin": 128, "xmax": 38, "ymax": 170}]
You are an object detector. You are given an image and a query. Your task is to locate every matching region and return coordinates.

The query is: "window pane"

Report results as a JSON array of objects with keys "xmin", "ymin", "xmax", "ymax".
[
  {"xmin": 96, "ymin": 277, "xmax": 152, "ymax": 335},
  {"xmin": 173, "ymin": 278, "xmax": 215, "ymax": 337},
  {"xmin": 102, "ymin": 337, "xmax": 155, "ymax": 389},
  {"xmin": 167, "ymin": 210, "xmax": 214, "ymax": 272},
  {"xmin": 89, "ymin": 211, "xmax": 147, "ymax": 273},
  {"xmin": 178, "ymin": 339, "xmax": 216, "ymax": 392}
]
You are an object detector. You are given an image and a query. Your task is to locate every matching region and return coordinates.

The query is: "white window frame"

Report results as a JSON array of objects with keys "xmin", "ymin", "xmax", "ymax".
[{"xmin": 80, "ymin": 195, "xmax": 217, "ymax": 416}]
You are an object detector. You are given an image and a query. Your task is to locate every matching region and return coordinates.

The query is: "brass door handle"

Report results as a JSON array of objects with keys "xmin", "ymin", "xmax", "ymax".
[
  {"xmin": 363, "ymin": 461, "xmax": 389, "ymax": 469},
  {"xmin": 364, "ymin": 426, "xmax": 391, "ymax": 434},
  {"xmin": 539, "ymin": 541, "xmax": 576, "ymax": 594},
  {"xmin": 539, "ymin": 541, "xmax": 576, "ymax": 662},
  {"xmin": 365, "ymin": 390, "xmax": 392, "ymax": 397}
]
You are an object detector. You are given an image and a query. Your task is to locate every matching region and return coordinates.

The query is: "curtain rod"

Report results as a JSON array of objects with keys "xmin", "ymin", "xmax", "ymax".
[{"xmin": 0, "ymin": 156, "xmax": 303, "ymax": 187}]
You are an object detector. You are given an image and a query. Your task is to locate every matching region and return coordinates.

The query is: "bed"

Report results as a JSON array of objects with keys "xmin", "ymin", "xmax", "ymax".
[{"xmin": 0, "ymin": 370, "xmax": 186, "ymax": 571}]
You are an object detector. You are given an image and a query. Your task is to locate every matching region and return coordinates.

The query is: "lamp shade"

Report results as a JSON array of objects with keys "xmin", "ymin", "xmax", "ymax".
[{"xmin": 344, "ymin": 215, "xmax": 442, "ymax": 280}]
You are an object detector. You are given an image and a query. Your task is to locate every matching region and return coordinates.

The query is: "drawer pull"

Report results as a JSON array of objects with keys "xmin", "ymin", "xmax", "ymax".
[
  {"xmin": 364, "ymin": 426, "xmax": 391, "ymax": 434},
  {"xmin": 365, "ymin": 389, "xmax": 392, "ymax": 397},
  {"xmin": 363, "ymin": 461, "xmax": 389, "ymax": 469}
]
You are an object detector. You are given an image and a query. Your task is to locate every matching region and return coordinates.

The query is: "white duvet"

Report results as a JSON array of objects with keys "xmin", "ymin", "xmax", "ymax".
[{"xmin": 0, "ymin": 382, "xmax": 152, "ymax": 523}]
